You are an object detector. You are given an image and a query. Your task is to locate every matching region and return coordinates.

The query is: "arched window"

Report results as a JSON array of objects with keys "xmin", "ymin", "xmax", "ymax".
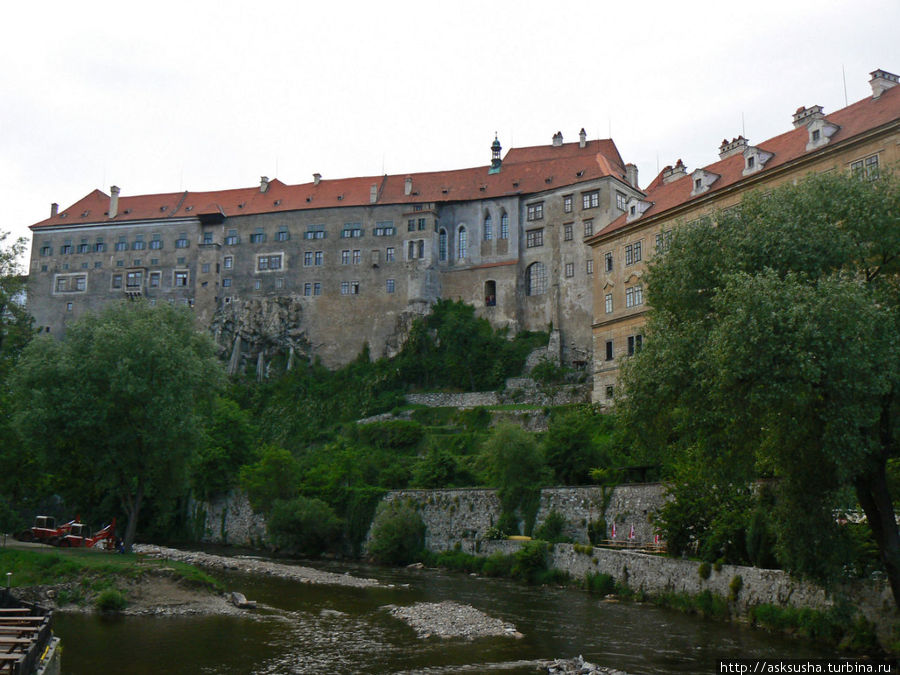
[
  {"xmin": 458, "ymin": 226, "xmax": 468, "ymax": 260},
  {"xmin": 484, "ymin": 280, "xmax": 496, "ymax": 306},
  {"xmin": 439, "ymin": 228, "xmax": 448, "ymax": 262},
  {"xmin": 526, "ymin": 262, "xmax": 547, "ymax": 296},
  {"xmin": 484, "ymin": 213, "xmax": 493, "ymax": 240},
  {"xmin": 500, "ymin": 211, "xmax": 509, "ymax": 239}
]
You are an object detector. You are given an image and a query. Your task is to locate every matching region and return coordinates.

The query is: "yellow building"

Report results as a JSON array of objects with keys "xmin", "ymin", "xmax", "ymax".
[{"xmin": 587, "ymin": 69, "xmax": 900, "ymax": 404}]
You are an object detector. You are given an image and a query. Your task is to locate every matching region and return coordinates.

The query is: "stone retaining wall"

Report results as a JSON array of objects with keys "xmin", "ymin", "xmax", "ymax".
[
  {"xmin": 379, "ymin": 484, "xmax": 668, "ymax": 551},
  {"xmin": 190, "ymin": 492, "xmax": 268, "ymax": 548},
  {"xmin": 405, "ymin": 392, "xmax": 500, "ymax": 408}
]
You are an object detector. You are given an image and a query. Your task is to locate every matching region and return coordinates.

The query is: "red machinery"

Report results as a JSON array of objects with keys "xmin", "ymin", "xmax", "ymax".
[
  {"xmin": 16, "ymin": 516, "xmax": 78, "ymax": 544},
  {"xmin": 56, "ymin": 519, "xmax": 117, "ymax": 548}
]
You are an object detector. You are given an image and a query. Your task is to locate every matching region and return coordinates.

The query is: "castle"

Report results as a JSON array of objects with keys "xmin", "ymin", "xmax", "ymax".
[{"xmin": 26, "ymin": 69, "xmax": 900, "ymax": 391}]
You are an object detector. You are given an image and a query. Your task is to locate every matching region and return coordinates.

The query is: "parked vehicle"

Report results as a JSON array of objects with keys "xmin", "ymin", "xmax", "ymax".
[
  {"xmin": 56, "ymin": 519, "xmax": 117, "ymax": 549},
  {"xmin": 16, "ymin": 516, "xmax": 78, "ymax": 544}
]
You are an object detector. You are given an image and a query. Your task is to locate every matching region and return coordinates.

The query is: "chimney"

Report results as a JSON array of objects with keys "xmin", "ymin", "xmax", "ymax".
[
  {"xmin": 404, "ymin": 176, "xmax": 413, "ymax": 196},
  {"xmin": 109, "ymin": 185, "xmax": 120, "ymax": 219},
  {"xmin": 579, "ymin": 128, "xmax": 587, "ymax": 148},
  {"xmin": 718, "ymin": 135, "xmax": 749, "ymax": 159},
  {"xmin": 792, "ymin": 105, "xmax": 824, "ymax": 128},
  {"xmin": 662, "ymin": 159, "xmax": 687, "ymax": 184},
  {"xmin": 552, "ymin": 131, "xmax": 563, "ymax": 147},
  {"xmin": 369, "ymin": 183, "xmax": 378, "ymax": 204},
  {"xmin": 313, "ymin": 173, "xmax": 321, "ymax": 185},
  {"xmin": 870, "ymin": 68, "xmax": 900, "ymax": 99},
  {"xmin": 259, "ymin": 176, "xmax": 269, "ymax": 193},
  {"xmin": 51, "ymin": 203, "xmax": 59, "ymax": 218},
  {"xmin": 625, "ymin": 163, "xmax": 639, "ymax": 189}
]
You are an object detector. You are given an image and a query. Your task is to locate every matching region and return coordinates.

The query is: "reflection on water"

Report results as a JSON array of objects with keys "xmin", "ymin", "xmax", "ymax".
[{"xmin": 54, "ymin": 555, "xmax": 836, "ymax": 674}]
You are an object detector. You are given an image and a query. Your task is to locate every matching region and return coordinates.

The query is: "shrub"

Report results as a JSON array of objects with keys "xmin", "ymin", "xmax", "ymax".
[
  {"xmin": 511, "ymin": 540, "xmax": 549, "ymax": 584},
  {"xmin": 95, "ymin": 589, "xmax": 128, "ymax": 612},
  {"xmin": 698, "ymin": 561, "xmax": 711, "ymax": 580},
  {"xmin": 482, "ymin": 552, "xmax": 514, "ymax": 577},
  {"xmin": 585, "ymin": 572, "xmax": 615, "ymax": 595},
  {"xmin": 587, "ymin": 519, "xmax": 606, "ymax": 546},
  {"xmin": 267, "ymin": 496, "xmax": 342, "ymax": 555},
  {"xmin": 729, "ymin": 575, "xmax": 743, "ymax": 601},
  {"xmin": 239, "ymin": 445, "xmax": 301, "ymax": 513},
  {"xmin": 367, "ymin": 501, "xmax": 425, "ymax": 565},
  {"xmin": 534, "ymin": 510, "xmax": 570, "ymax": 544}
]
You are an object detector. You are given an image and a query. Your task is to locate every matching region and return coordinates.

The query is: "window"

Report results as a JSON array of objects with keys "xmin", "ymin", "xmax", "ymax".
[
  {"xmin": 625, "ymin": 241, "xmax": 642, "ymax": 265},
  {"xmin": 174, "ymin": 271, "xmax": 189, "ymax": 287},
  {"xmin": 341, "ymin": 224, "xmax": 362, "ymax": 238},
  {"xmin": 582, "ymin": 190, "xmax": 599, "ymax": 209},
  {"xmin": 133, "ymin": 240, "xmax": 146, "ymax": 251},
  {"xmin": 564, "ymin": 224, "xmax": 573, "ymax": 241},
  {"xmin": 584, "ymin": 221, "xmax": 593, "ymax": 237},
  {"xmin": 150, "ymin": 237, "xmax": 163, "ymax": 250},
  {"xmin": 112, "ymin": 274, "xmax": 123, "ymax": 289},
  {"xmin": 484, "ymin": 280, "xmax": 496, "ymax": 306},
  {"xmin": 40, "ymin": 245, "xmax": 52, "ymax": 256},
  {"xmin": 351, "ymin": 281, "xmax": 360, "ymax": 295},
  {"xmin": 563, "ymin": 195, "xmax": 573, "ymax": 213},
  {"xmin": 655, "ymin": 229, "xmax": 673, "ymax": 253},
  {"xmin": 625, "ymin": 285, "xmax": 643, "ymax": 308},
  {"xmin": 224, "ymin": 256, "xmax": 233, "ymax": 270},
  {"xmin": 851, "ymin": 155, "xmax": 880, "ymax": 180},
  {"xmin": 483, "ymin": 214, "xmax": 493, "ymax": 240},
  {"xmin": 95, "ymin": 242, "xmax": 106, "ymax": 253},
  {"xmin": 315, "ymin": 251, "xmax": 323, "ymax": 266},
  {"xmin": 304, "ymin": 282, "xmax": 312, "ymax": 296},
  {"xmin": 627, "ymin": 334, "xmax": 643, "ymax": 356},
  {"xmin": 149, "ymin": 272, "xmax": 161, "ymax": 288},
  {"xmin": 374, "ymin": 221, "xmax": 395, "ymax": 236},
  {"xmin": 257, "ymin": 254, "xmax": 282, "ymax": 271},
  {"xmin": 341, "ymin": 281, "xmax": 350, "ymax": 295},
  {"xmin": 151, "ymin": 258, "xmax": 159, "ymax": 266},
  {"xmin": 694, "ymin": 178, "xmax": 702, "ymax": 190},
  {"xmin": 418, "ymin": 240, "xmax": 425, "ymax": 259},
  {"xmin": 201, "ymin": 263, "xmax": 210, "ymax": 274},
  {"xmin": 352, "ymin": 250, "xmax": 361, "ymax": 264},
  {"xmin": 386, "ymin": 247, "xmax": 395, "ymax": 262},
  {"xmin": 78, "ymin": 243, "xmax": 90, "ymax": 254},
  {"xmin": 66, "ymin": 302, "xmax": 73, "ymax": 312},
  {"xmin": 747, "ymin": 155, "xmax": 755, "ymax": 170},
  {"xmin": 616, "ymin": 192, "xmax": 627, "ymax": 211},
  {"xmin": 407, "ymin": 219, "xmax": 415, "ymax": 233},
  {"xmin": 314, "ymin": 282, "xmax": 321, "ymax": 296},
  {"xmin": 116, "ymin": 260, "xmax": 124, "ymax": 267},
  {"xmin": 417, "ymin": 218, "xmax": 426, "ymax": 231},
  {"xmin": 605, "ymin": 385, "xmax": 614, "ymax": 400},
  {"xmin": 223, "ymin": 278, "xmax": 232, "ymax": 288},
  {"xmin": 500, "ymin": 212, "xmax": 509, "ymax": 239},
  {"xmin": 565, "ymin": 262, "xmax": 574, "ymax": 278},
  {"xmin": 225, "ymin": 230, "xmax": 239, "ymax": 245},
  {"xmin": 126, "ymin": 271, "xmax": 142, "ymax": 288},
  {"xmin": 254, "ymin": 279, "xmax": 261, "ymax": 290},
  {"xmin": 304, "ymin": 251, "xmax": 314, "ymax": 266},
  {"xmin": 605, "ymin": 340, "xmax": 614, "ymax": 361},
  {"xmin": 61, "ymin": 244, "xmax": 73, "ymax": 255},
  {"xmin": 342, "ymin": 250, "xmax": 350, "ymax": 265},
  {"xmin": 177, "ymin": 257, "xmax": 186, "ymax": 265},
  {"xmin": 586, "ymin": 259, "xmax": 593, "ymax": 274},
  {"xmin": 457, "ymin": 227, "xmax": 467, "ymax": 260},
  {"xmin": 386, "ymin": 278, "xmax": 395, "ymax": 293},
  {"xmin": 94, "ymin": 261, "xmax": 102, "ymax": 269},
  {"xmin": 526, "ymin": 262, "xmax": 547, "ymax": 296},
  {"xmin": 55, "ymin": 277, "xmax": 67, "ymax": 292},
  {"xmin": 526, "ymin": 229, "xmax": 543, "ymax": 248},
  {"xmin": 276, "ymin": 278, "xmax": 284, "ymax": 289},
  {"xmin": 605, "ymin": 293, "xmax": 613, "ymax": 313},
  {"xmin": 81, "ymin": 262, "xmax": 89, "ymax": 269},
  {"xmin": 605, "ymin": 252, "xmax": 613, "ymax": 272},
  {"xmin": 276, "ymin": 227, "xmax": 290, "ymax": 241},
  {"xmin": 115, "ymin": 238, "xmax": 127, "ymax": 252},
  {"xmin": 304, "ymin": 226, "xmax": 326, "ymax": 239},
  {"xmin": 439, "ymin": 229, "xmax": 448, "ymax": 261},
  {"xmin": 203, "ymin": 231, "xmax": 214, "ymax": 244},
  {"xmin": 526, "ymin": 202, "xmax": 543, "ymax": 221},
  {"xmin": 811, "ymin": 129, "xmax": 821, "ymax": 142},
  {"xmin": 250, "ymin": 229, "xmax": 265, "ymax": 243}
]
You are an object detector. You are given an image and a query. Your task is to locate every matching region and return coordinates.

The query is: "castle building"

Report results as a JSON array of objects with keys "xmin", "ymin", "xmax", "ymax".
[
  {"xmin": 27, "ymin": 131, "xmax": 643, "ymax": 371},
  {"xmin": 587, "ymin": 69, "xmax": 900, "ymax": 404}
]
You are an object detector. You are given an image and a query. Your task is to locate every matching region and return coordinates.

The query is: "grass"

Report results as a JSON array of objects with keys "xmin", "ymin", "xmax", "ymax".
[{"xmin": 0, "ymin": 548, "xmax": 221, "ymax": 594}]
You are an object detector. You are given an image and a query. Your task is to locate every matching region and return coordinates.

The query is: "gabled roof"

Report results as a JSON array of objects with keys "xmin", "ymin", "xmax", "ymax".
[
  {"xmin": 31, "ymin": 138, "xmax": 628, "ymax": 229},
  {"xmin": 595, "ymin": 84, "xmax": 900, "ymax": 239}
]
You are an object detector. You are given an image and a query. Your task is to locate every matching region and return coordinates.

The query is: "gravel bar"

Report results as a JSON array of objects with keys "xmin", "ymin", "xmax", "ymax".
[{"xmin": 385, "ymin": 601, "xmax": 523, "ymax": 640}]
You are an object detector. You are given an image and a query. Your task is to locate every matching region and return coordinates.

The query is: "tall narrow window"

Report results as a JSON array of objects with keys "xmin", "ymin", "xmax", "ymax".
[
  {"xmin": 484, "ymin": 213, "xmax": 493, "ymax": 240},
  {"xmin": 500, "ymin": 212, "xmax": 509, "ymax": 239},
  {"xmin": 457, "ymin": 226, "xmax": 467, "ymax": 260},
  {"xmin": 439, "ymin": 229, "xmax": 448, "ymax": 261},
  {"xmin": 484, "ymin": 280, "xmax": 496, "ymax": 306},
  {"xmin": 526, "ymin": 262, "xmax": 547, "ymax": 296}
]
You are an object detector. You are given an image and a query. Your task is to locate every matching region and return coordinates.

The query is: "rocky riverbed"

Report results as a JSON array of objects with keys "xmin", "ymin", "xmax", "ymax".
[
  {"xmin": 384, "ymin": 600, "xmax": 523, "ymax": 640},
  {"xmin": 132, "ymin": 544, "xmax": 382, "ymax": 588}
]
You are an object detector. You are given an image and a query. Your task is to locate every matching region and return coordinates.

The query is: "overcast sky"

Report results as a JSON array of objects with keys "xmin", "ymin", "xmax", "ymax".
[{"xmin": 3, "ymin": 0, "xmax": 898, "ymax": 261}]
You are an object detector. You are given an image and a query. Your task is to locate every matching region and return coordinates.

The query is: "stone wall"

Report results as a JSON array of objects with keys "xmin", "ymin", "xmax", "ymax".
[
  {"xmin": 190, "ymin": 492, "xmax": 269, "ymax": 548},
  {"xmin": 378, "ymin": 484, "xmax": 668, "ymax": 551},
  {"xmin": 405, "ymin": 392, "xmax": 500, "ymax": 408}
]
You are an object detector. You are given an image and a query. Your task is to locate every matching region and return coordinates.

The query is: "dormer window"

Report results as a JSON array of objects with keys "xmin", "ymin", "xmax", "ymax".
[
  {"xmin": 806, "ymin": 118, "xmax": 840, "ymax": 151},
  {"xmin": 629, "ymin": 205, "xmax": 636, "ymax": 216},
  {"xmin": 747, "ymin": 156, "xmax": 755, "ymax": 169},
  {"xmin": 694, "ymin": 178, "xmax": 702, "ymax": 190},
  {"xmin": 625, "ymin": 197, "xmax": 653, "ymax": 223},
  {"xmin": 691, "ymin": 169, "xmax": 720, "ymax": 196},
  {"xmin": 812, "ymin": 129, "xmax": 820, "ymax": 142},
  {"xmin": 742, "ymin": 146, "xmax": 774, "ymax": 177}
]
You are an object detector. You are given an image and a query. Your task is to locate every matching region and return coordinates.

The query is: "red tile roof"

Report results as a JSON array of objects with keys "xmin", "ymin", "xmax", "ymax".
[
  {"xmin": 595, "ymin": 85, "xmax": 900, "ymax": 239},
  {"xmin": 32, "ymin": 139, "xmax": 627, "ymax": 229}
]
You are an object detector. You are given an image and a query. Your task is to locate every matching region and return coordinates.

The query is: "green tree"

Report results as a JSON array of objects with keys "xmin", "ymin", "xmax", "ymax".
[
  {"xmin": 619, "ymin": 171, "xmax": 900, "ymax": 605},
  {"xmin": 267, "ymin": 496, "xmax": 342, "ymax": 555},
  {"xmin": 239, "ymin": 445, "xmax": 302, "ymax": 513},
  {"xmin": 366, "ymin": 500, "xmax": 426, "ymax": 565},
  {"xmin": 542, "ymin": 405, "xmax": 607, "ymax": 484},
  {"xmin": 12, "ymin": 301, "xmax": 222, "ymax": 551},
  {"xmin": 192, "ymin": 396, "xmax": 257, "ymax": 500}
]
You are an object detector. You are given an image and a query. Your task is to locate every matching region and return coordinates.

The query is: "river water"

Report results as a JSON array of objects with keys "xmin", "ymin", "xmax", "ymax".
[{"xmin": 53, "ymin": 555, "xmax": 836, "ymax": 674}]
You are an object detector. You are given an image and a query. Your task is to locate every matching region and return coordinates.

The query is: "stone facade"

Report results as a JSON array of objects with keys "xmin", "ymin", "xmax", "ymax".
[
  {"xmin": 27, "ymin": 134, "xmax": 643, "ymax": 372},
  {"xmin": 190, "ymin": 492, "xmax": 268, "ymax": 548}
]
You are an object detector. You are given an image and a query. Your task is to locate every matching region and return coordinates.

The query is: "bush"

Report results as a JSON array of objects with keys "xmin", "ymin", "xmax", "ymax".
[
  {"xmin": 267, "ymin": 496, "xmax": 342, "ymax": 555},
  {"xmin": 587, "ymin": 519, "xmax": 606, "ymax": 546},
  {"xmin": 585, "ymin": 572, "xmax": 615, "ymax": 595},
  {"xmin": 239, "ymin": 445, "xmax": 301, "ymax": 513},
  {"xmin": 698, "ymin": 561, "xmax": 711, "ymax": 580},
  {"xmin": 95, "ymin": 588, "xmax": 128, "ymax": 612},
  {"xmin": 482, "ymin": 552, "xmax": 514, "ymax": 577},
  {"xmin": 534, "ymin": 510, "xmax": 570, "ymax": 544},
  {"xmin": 367, "ymin": 501, "xmax": 425, "ymax": 565},
  {"xmin": 511, "ymin": 540, "xmax": 549, "ymax": 584},
  {"xmin": 728, "ymin": 574, "xmax": 743, "ymax": 601}
]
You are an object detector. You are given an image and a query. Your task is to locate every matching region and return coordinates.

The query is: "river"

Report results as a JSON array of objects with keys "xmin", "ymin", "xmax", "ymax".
[{"xmin": 53, "ymin": 553, "xmax": 836, "ymax": 674}]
